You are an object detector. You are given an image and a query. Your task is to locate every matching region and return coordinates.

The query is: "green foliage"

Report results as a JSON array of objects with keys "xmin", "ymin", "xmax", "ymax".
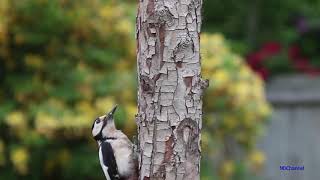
[
  {"xmin": 203, "ymin": 0, "xmax": 320, "ymax": 50},
  {"xmin": 0, "ymin": 0, "xmax": 137, "ymax": 179}
]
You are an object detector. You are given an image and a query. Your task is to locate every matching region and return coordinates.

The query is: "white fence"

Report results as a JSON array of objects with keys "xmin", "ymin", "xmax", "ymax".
[{"xmin": 259, "ymin": 75, "xmax": 320, "ymax": 180}]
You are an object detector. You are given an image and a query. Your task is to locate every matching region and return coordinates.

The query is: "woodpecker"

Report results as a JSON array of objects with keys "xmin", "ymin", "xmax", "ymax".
[{"xmin": 91, "ymin": 105, "xmax": 138, "ymax": 180}]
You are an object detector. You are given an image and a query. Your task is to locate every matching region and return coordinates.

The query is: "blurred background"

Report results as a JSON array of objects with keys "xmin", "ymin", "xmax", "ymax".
[{"xmin": 0, "ymin": 0, "xmax": 319, "ymax": 179}]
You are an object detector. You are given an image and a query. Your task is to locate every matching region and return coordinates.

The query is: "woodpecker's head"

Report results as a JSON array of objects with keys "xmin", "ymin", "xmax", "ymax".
[{"xmin": 92, "ymin": 105, "xmax": 118, "ymax": 141}]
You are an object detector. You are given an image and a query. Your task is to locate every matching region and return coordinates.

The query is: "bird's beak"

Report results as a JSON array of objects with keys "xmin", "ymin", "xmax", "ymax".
[{"xmin": 104, "ymin": 104, "xmax": 118, "ymax": 120}]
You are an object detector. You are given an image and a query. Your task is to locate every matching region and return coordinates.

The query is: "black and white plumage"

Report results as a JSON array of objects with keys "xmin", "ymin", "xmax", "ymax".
[
  {"xmin": 99, "ymin": 141, "xmax": 119, "ymax": 179},
  {"xmin": 91, "ymin": 105, "xmax": 138, "ymax": 180}
]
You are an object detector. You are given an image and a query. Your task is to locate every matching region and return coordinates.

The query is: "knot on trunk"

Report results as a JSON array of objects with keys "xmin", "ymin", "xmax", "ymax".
[
  {"xmin": 141, "ymin": 75, "xmax": 155, "ymax": 94},
  {"xmin": 177, "ymin": 118, "xmax": 199, "ymax": 152},
  {"xmin": 155, "ymin": 7, "xmax": 174, "ymax": 26}
]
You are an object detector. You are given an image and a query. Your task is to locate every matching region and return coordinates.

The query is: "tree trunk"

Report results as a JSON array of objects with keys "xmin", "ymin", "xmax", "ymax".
[{"xmin": 136, "ymin": 0, "xmax": 207, "ymax": 179}]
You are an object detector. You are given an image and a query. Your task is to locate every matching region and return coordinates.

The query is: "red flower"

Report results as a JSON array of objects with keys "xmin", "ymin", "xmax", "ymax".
[
  {"xmin": 247, "ymin": 41, "xmax": 320, "ymax": 80},
  {"xmin": 257, "ymin": 68, "xmax": 269, "ymax": 80},
  {"xmin": 288, "ymin": 45, "xmax": 301, "ymax": 60},
  {"xmin": 293, "ymin": 58, "xmax": 309, "ymax": 71},
  {"xmin": 306, "ymin": 69, "xmax": 320, "ymax": 76},
  {"xmin": 247, "ymin": 52, "xmax": 264, "ymax": 66},
  {"xmin": 261, "ymin": 42, "xmax": 282, "ymax": 55}
]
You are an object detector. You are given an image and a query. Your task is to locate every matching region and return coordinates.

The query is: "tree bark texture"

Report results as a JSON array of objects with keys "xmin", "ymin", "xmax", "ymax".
[{"xmin": 136, "ymin": 0, "xmax": 207, "ymax": 179}]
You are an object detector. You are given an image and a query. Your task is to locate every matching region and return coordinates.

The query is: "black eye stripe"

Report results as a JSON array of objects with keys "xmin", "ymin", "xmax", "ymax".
[
  {"xmin": 93, "ymin": 117, "xmax": 108, "ymax": 141},
  {"xmin": 92, "ymin": 118, "xmax": 100, "ymax": 130}
]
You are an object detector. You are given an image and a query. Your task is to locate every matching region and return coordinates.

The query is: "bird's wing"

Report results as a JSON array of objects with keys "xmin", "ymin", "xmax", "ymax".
[{"xmin": 100, "ymin": 141, "xmax": 120, "ymax": 180}]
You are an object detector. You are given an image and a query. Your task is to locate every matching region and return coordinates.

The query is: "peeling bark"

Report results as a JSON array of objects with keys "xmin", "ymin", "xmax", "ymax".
[{"xmin": 136, "ymin": 0, "xmax": 206, "ymax": 179}]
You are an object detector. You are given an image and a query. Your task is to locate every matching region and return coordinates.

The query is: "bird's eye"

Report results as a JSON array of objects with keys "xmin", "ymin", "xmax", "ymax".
[{"xmin": 96, "ymin": 119, "xmax": 101, "ymax": 123}]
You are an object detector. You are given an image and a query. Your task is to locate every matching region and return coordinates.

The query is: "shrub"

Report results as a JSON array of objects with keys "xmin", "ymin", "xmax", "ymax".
[{"xmin": 201, "ymin": 33, "xmax": 271, "ymax": 179}]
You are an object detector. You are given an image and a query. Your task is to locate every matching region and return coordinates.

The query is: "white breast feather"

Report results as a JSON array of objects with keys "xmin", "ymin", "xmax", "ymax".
[{"xmin": 108, "ymin": 139, "xmax": 132, "ymax": 177}]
